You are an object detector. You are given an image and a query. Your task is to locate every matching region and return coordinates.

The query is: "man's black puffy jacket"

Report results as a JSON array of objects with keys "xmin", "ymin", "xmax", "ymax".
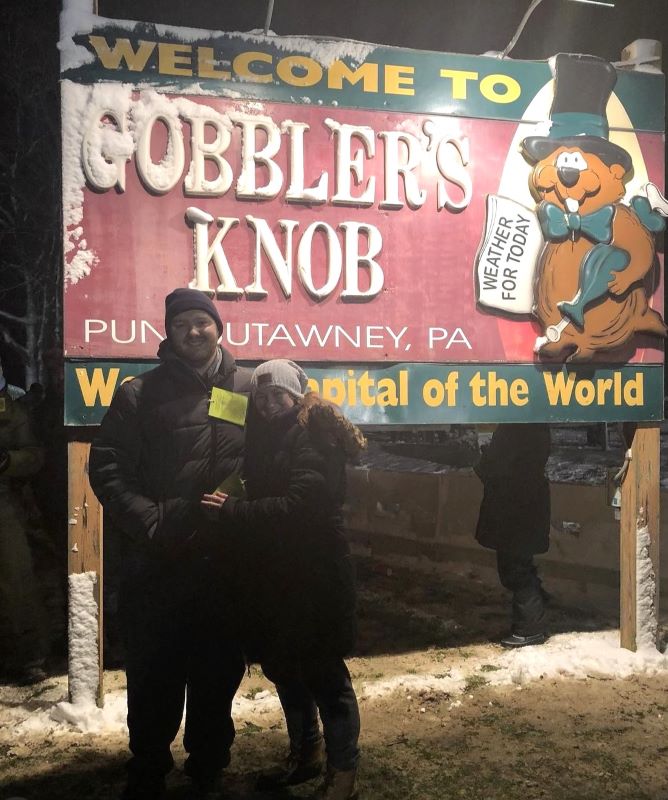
[{"xmin": 89, "ymin": 344, "xmax": 249, "ymax": 551}]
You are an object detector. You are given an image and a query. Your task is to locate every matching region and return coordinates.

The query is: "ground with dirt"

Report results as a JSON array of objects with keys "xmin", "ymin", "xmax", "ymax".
[{"xmin": 2, "ymin": 561, "xmax": 668, "ymax": 800}]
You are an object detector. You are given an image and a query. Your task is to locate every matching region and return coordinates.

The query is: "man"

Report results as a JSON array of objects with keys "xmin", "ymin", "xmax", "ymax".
[
  {"xmin": 0, "ymin": 367, "xmax": 47, "ymax": 684},
  {"xmin": 90, "ymin": 289, "xmax": 249, "ymax": 799},
  {"xmin": 474, "ymin": 423, "xmax": 551, "ymax": 648}
]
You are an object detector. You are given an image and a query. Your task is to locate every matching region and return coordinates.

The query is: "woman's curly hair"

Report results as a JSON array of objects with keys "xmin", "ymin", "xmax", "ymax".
[{"xmin": 297, "ymin": 392, "xmax": 367, "ymax": 461}]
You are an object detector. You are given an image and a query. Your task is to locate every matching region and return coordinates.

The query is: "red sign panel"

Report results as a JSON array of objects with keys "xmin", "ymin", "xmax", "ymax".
[{"xmin": 63, "ymin": 89, "xmax": 665, "ymax": 364}]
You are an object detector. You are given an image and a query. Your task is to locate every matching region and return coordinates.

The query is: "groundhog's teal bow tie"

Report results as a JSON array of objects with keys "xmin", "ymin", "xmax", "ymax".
[{"xmin": 538, "ymin": 202, "xmax": 614, "ymax": 243}]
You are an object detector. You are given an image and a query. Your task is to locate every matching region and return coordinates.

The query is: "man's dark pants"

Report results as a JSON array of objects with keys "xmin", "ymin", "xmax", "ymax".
[
  {"xmin": 496, "ymin": 550, "xmax": 546, "ymax": 637},
  {"xmin": 120, "ymin": 548, "xmax": 244, "ymax": 779}
]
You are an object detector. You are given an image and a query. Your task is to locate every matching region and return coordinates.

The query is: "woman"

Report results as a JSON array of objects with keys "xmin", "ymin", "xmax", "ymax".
[{"xmin": 201, "ymin": 359, "xmax": 365, "ymax": 800}]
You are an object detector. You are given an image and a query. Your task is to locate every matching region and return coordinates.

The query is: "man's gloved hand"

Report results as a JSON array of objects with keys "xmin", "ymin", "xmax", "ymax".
[{"xmin": 0, "ymin": 448, "xmax": 10, "ymax": 473}]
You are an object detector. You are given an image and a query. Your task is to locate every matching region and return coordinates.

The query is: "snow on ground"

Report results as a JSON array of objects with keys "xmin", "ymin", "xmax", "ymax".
[
  {"xmin": 6, "ymin": 680, "xmax": 282, "ymax": 738},
  {"xmin": 359, "ymin": 631, "xmax": 668, "ymax": 699},
  {"xmin": 5, "ymin": 631, "xmax": 667, "ymax": 738}
]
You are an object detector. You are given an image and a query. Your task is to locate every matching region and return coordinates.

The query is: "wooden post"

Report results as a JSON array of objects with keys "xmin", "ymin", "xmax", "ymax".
[
  {"xmin": 67, "ymin": 441, "xmax": 104, "ymax": 706},
  {"xmin": 620, "ymin": 422, "xmax": 660, "ymax": 651}
]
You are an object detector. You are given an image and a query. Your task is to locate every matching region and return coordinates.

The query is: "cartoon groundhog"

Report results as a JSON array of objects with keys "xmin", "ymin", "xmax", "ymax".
[{"xmin": 522, "ymin": 53, "xmax": 666, "ymax": 362}]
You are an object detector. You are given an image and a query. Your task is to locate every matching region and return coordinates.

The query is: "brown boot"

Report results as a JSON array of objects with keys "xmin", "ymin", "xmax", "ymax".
[
  {"xmin": 313, "ymin": 765, "xmax": 359, "ymax": 800},
  {"xmin": 256, "ymin": 738, "xmax": 324, "ymax": 790}
]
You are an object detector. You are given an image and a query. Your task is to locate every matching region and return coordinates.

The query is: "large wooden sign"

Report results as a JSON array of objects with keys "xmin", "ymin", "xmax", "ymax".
[{"xmin": 60, "ymin": 11, "xmax": 666, "ymax": 424}]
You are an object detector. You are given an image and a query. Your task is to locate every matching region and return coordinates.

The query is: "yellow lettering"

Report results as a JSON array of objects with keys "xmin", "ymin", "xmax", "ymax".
[
  {"xmin": 385, "ymin": 64, "xmax": 414, "ymax": 95},
  {"xmin": 439, "ymin": 69, "xmax": 478, "ymax": 100},
  {"xmin": 88, "ymin": 35, "xmax": 155, "ymax": 72},
  {"xmin": 597, "ymin": 377, "xmax": 614, "ymax": 404},
  {"xmin": 276, "ymin": 55, "xmax": 323, "ymax": 87},
  {"xmin": 543, "ymin": 372, "xmax": 575, "ymax": 405},
  {"xmin": 322, "ymin": 377, "xmax": 346, "ymax": 405},
  {"xmin": 614, "ymin": 372, "xmax": 622, "ymax": 404},
  {"xmin": 233, "ymin": 51, "xmax": 273, "ymax": 83},
  {"xmin": 76, "ymin": 368, "xmax": 120, "ymax": 408},
  {"xmin": 486, "ymin": 372, "xmax": 508, "ymax": 406},
  {"xmin": 158, "ymin": 43, "xmax": 192, "ymax": 76},
  {"xmin": 328, "ymin": 61, "xmax": 378, "ymax": 92},
  {"xmin": 624, "ymin": 373, "xmax": 644, "ymax": 405},
  {"xmin": 399, "ymin": 370, "xmax": 408, "ymax": 405},
  {"xmin": 197, "ymin": 46, "xmax": 232, "ymax": 80},
  {"xmin": 359, "ymin": 372, "xmax": 375, "ymax": 406},
  {"xmin": 574, "ymin": 380, "xmax": 596, "ymax": 406},
  {"xmin": 346, "ymin": 370, "xmax": 358, "ymax": 405},
  {"xmin": 422, "ymin": 378, "xmax": 444, "ymax": 407},
  {"xmin": 376, "ymin": 378, "xmax": 399, "ymax": 407},
  {"xmin": 469, "ymin": 372, "xmax": 486, "ymax": 407},
  {"xmin": 509, "ymin": 379, "xmax": 529, "ymax": 406},
  {"xmin": 479, "ymin": 73, "xmax": 521, "ymax": 104}
]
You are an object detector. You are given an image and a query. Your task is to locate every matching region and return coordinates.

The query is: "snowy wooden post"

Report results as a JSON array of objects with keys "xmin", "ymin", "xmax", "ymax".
[
  {"xmin": 67, "ymin": 442, "xmax": 104, "ymax": 706},
  {"xmin": 617, "ymin": 40, "xmax": 663, "ymax": 653},
  {"xmin": 619, "ymin": 423, "xmax": 660, "ymax": 651}
]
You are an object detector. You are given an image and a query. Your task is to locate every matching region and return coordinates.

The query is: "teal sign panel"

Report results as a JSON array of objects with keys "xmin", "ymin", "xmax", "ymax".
[
  {"xmin": 65, "ymin": 360, "xmax": 663, "ymax": 426},
  {"xmin": 60, "ymin": 19, "xmax": 664, "ymax": 131}
]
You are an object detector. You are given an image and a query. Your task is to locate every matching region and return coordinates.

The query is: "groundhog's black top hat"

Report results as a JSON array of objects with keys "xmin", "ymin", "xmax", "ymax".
[{"xmin": 522, "ymin": 53, "xmax": 632, "ymax": 172}]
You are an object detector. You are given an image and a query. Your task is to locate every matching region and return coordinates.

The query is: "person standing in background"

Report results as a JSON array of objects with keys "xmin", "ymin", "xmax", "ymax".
[
  {"xmin": 0, "ymin": 364, "xmax": 47, "ymax": 684},
  {"xmin": 475, "ymin": 423, "xmax": 551, "ymax": 648}
]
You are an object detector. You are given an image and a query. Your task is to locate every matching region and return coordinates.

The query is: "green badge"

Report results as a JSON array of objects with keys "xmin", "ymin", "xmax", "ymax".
[
  {"xmin": 215, "ymin": 470, "xmax": 246, "ymax": 498},
  {"xmin": 208, "ymin": 387, "xmax": 248, "ymax": 426}
]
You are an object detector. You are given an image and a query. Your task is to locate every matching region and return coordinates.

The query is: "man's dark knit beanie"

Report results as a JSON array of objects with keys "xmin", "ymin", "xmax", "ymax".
[{"xmin": 164, "ymin": 288, "xmax": 223, "ymax": 335}]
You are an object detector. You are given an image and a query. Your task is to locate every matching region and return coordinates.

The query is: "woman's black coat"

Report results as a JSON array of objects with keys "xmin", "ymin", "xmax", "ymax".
[{"xmin": 220, "ymin": 402, "xmax": 356, "ymax": 661}]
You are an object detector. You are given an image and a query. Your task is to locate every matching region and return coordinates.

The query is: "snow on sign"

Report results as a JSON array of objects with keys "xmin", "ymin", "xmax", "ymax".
[{"xmin": 59, "ymin": 10, "xmax": 666, "ymax": 424}]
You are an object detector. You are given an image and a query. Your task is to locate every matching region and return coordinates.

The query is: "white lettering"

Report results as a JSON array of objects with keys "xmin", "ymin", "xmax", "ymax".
[
  {"xmin": 282, "ymin": 120, "xmax": 328, "ymax": 204},
  {"xmin": 186, "ymin": 207, "xmax": 242, "ymax": 297},
  {"xmin": 135, "ymin": 112, "xmax": 185, "ymax": 194},
  {"xmin": 232, "ymin": 115, "xmax": 283, "ymax": 199},
  {"xmin": 184, "ymin": 116, "xmax": 233, "ymax": 196},
  {"xmin": 436, "ymin": 136, "xmax": 472, "ymax": 211},
  {"xmin": 84, "ymin": 319, "xmax": 108, "ymax": 341},
  {"xmin": 378, "ymin": 131, "xmax": 426, "ymax": 210},
  {"xmin": 340, "ymin": 222, "xmax": 384, "ymax": 300},
  {"xmin": 245, "ymin": 215, "xmax": 298, "ymax": 298},
  {"xmin": 297, "ymin": 222, "xmax": 342, "ymax": 301},
  {"xmin": 326, "ymin": 119, "xmax": 376, "ymax": 206}
]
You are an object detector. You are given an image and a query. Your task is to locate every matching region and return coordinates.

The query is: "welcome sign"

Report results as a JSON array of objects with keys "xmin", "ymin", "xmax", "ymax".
[{"xmin": 59, "ymin": 9, "xmax": 665, "ymax": 424}]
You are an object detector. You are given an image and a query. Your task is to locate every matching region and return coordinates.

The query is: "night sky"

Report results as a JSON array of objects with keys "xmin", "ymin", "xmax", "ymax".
[{"xmin": 96, "ymin": 0, "xmax": 667, "ymax": 65}]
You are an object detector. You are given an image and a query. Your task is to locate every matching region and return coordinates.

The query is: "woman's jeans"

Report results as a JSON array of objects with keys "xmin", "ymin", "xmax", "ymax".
[{"xmin": 262, "ymin": 655, "xmax": 360, "ymax": 772}]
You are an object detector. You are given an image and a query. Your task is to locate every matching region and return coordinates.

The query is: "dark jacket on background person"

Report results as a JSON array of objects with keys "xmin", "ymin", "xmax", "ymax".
[
  {"xmin": 220, "ymin": 394, "xmax": 362, "ymax": 662},
  {"xmin": 0, "ymin": 386, "xmax": 47, "ymax": 679},
  {"xmin": 475, "ymin": 423, "xmax": 551, "ymax": 556},
  {"xmin": 90, "ymin": 342, "xmax": 248, "ymax": 553}
]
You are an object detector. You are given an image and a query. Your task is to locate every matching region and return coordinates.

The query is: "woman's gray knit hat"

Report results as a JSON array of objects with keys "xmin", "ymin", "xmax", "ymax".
[{"xmin": 251, "ymin": 359, "xmax": 310, "ymax": 398}]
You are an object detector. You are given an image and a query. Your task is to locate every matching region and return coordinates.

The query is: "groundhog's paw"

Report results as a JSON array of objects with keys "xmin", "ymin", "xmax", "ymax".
[{"xmin": 607, "ymin": 272, "xmax": 634, "ymax": 296}]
